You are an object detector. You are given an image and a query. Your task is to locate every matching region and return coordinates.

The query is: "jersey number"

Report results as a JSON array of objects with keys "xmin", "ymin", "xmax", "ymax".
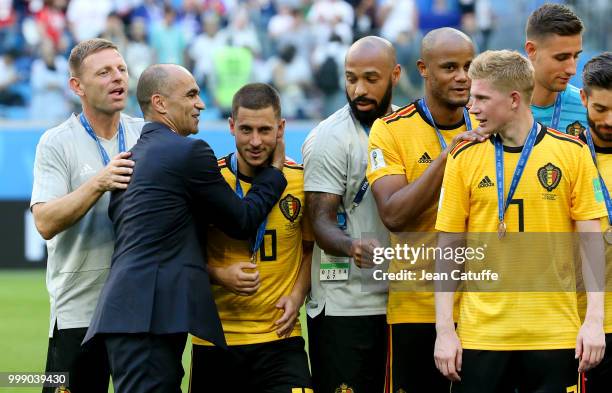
[
  {"xmin": 508, "ymin": 199, "xmax": 525, "ymax": 232},
  {"xmin": 259, "ymin": 229, "xmax": 277, "ymax": 261}
]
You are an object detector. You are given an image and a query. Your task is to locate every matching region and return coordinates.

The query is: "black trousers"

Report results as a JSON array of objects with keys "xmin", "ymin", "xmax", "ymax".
[
  {"xmin": 42, "ymin": 323, "xmax": 110, "ymax": 393},
  {"xmin": 307, "ymin": 312, "xmax": 387, "ymax": 393},
  {"xmin": 453, "ymin": 349, "xmax": 579, "ymax": 393},
  {"xmin": 104, "ymin": 332, "xmax": 187, "ymax": 393},
  {"xmin": 190, "ymin": 337, "xmax": 312, "ymax": 393},
  {"xmin": 389, "ymin": 323, "xmax": 451, "ymax": 393},
  {"xmin": 585, "ymin": 333, "xmax": 612, "ymax": 393}
]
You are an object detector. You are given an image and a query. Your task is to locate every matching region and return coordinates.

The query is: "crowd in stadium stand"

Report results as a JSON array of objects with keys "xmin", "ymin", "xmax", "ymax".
[{"xmin": 0, "ymin": 0, "xmax": 497, "ymax": 121}]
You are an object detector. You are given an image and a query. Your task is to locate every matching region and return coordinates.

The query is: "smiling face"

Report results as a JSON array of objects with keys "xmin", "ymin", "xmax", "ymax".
[
  {"xmin": 229, "ymin": 106, "xmax": 284, "ymax": 171},
  {"xmin": 419, "ymin": 39, "xmax": 475, "ymax": 108},
  {"xmin": 162, "ymin": 69, "xmax": 205, "ymax": 136},
  {"xmin": 526, "ymin": 34, "xmax": 582, "ymax": 93},
  {"xmin": 70, "ymin": 48, "xmax": 129, "ymax": 115}
]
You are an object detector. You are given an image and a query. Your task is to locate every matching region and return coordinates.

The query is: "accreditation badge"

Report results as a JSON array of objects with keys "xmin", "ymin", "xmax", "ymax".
[{"xmin": 320, "ymin": 250, "xmax": 350, "ymax": 281}]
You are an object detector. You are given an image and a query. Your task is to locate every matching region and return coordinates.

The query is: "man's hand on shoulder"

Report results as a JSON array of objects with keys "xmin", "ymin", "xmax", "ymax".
[{"xmin": 94, "ymin": 151, "xmax": 135, "ymax": 192}]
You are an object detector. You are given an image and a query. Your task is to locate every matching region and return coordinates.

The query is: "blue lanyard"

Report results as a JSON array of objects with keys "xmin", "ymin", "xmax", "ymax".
[
  {"xmin": 550, "ymin": 91, "xmax": 563, "ymax": 130},
  {"xmin": 79, "ymin": 113, "xmax": 126, "ymax": 166},
  {"xmin": 584, "ymin": 130, "xmax": 612, "ymax": 226},
  {"xmin": 350, "ymin": 122, "xmax": 371, "ymax": 211},
  {"xmin": 494, "ymin": 121, "xmax": 538, "ymax": 224},
  {"xmin": 419, "ymin": 98, "xmax": 472, "ymax": 150},
  {"xmin": 230, "ymin": 153, "xmax": 268, "ymax": 258}
]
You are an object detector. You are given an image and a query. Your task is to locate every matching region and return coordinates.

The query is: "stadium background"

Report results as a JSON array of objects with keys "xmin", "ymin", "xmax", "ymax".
[{"xmin": 0, "ymin": 0, "xmax": 609, "ymax": 391}]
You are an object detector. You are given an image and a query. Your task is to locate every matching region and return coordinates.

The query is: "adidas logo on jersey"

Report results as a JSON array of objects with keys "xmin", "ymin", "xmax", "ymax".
[
  {"xmin": 478, "ymin": 176, "xmax": 494, "ymax": 188},
  {"xmin": 418, "ymin": 152, "xmax": 433, "ymax": 163}
]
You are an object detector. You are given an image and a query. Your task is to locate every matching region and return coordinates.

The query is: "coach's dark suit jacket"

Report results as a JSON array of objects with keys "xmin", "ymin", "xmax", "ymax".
[{"xmin": 84, "ymin": 122, "xmax": 287, "ymax": 347}]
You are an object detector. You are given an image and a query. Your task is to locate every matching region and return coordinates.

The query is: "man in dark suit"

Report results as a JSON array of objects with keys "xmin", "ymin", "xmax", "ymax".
[{"xmin": 84, "ymin": 64, "xmax": 288, "ymax": 393}]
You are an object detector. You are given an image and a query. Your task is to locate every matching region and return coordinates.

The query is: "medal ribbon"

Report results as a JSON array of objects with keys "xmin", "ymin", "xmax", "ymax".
[
  {"xmin": 79, "ymin": 113, "xmax": 126, "ymax": 166},
  {"xmin": 549, "ymin": 91, "xmax": 563, "ymax": 130},
  {"xmin": 584, "ymin": 129, "xmax": 612, "ymax": 226},
  {"xmin": 230, "ymin": 152, "xmax": 268, "ymax": 259},
  {"xmin": 494, "ymin": 121, "xmax": 539, "ymax": 226},
  {"xmin": 419, "ymin": 98, "xmax": 472, "ymax": 150}
]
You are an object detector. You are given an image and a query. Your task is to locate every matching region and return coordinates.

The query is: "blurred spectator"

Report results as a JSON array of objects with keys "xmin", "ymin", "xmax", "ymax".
[
  {"xmin": 458, "ymin": 0, "xmax": 494, "ymax": 51},
  {"xmin": 268, "ymin": 3, "xmax": 295, "ymax": 45},
  {"xmin": 177, "ymin": 0, "xmax": 202, "ymax": 43},
  {"xmin": 353, "ymin": 0, "xmax": 377, "ymax": 40},
  {"xmin": 66, "ymin": 0, "xmax": 113, "ymax": 42},
  {"xmin": 210, "ymin": 44, "xmax": 253, "ymax": 117},
  {"xmin": 99, "ymin": 12, "xmax": 128, "ymax": 55},
  {"xmin": 34, "ymin": 0, "xmax": 68, "ymax": 52},
  {"xmin": 307, "ymin": 0, "xmax": 354, "ymax": 45},
  {"xmin": 266, "ymin": 43, "xmax": 312, "ymax": 119},
  {"xmin": 217, "ymin": 5, "xmax": 261, "ymax": 55},
  {"xmin": 129, "ymin": 0, "xmax": 163, "ymax": 27},
  {"xmin": 311, "ymin": 33, "xmax": 348, "ymax": 117},
  {"xmin": 0, "ymin": 50, "xmax": 24, "ymax": 106},
  {"xmin": 125, "ymin": 16, "xmax": 154, "ymax": 115},
  {"xmin": 270, "ymin": 5, "xmax": 313, "ymax": 61},
  {"xmin": 0, "ymin": 0, "xmax": 20, "ymax": 51},
  {"xmin": 378, "ymin": 0, "xmax": 419, "ymax": 44},
  {"xmin": 29, "ymin": 38, "xmax": 70, "ymax": 121},
  {"xmin": 188, "ymin": 13, "xmax": 225, "ymax": 89},
  {"xmin": 150, "ymin": 4, "xmax": 186, "ymax": 65}
]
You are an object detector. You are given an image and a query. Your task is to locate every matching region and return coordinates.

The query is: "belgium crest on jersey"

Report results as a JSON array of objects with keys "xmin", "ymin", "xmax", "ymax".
[
  {"xmin": 566, "ymin": 120, "xmax": 586, "ymax": 136},
  {"xmin": 279, "ymin": 194, "xmax": 301, "ymax": 222},
  {"xmin": 335, "ymin": 383, "xmax": 354, "ymax": 393},
  {"xmin": 537, "ymin": 162, "xmax": 562, "ymax": 192}
]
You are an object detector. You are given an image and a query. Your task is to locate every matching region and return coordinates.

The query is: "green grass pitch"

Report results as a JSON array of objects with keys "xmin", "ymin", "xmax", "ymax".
[{"xmin": 0, "ymin": 270, "xmax": 308, "ymax": 392}]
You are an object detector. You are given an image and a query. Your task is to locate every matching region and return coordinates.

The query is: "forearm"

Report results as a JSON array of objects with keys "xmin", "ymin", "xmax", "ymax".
[
  {"xmin": 306, "ymin": 191, "xmax": 353, "ymax": 257},
  {"xmin": 33, "ymin": 176, "xmax": 105, "ymax": 240},
  {"xmin": 379, "ymin": 157, "xmax": 446, "ymax": 231},
  {"xmin": 435, "ymin": 232, "xmax": 464, "ymax": 330},
  {"xmin": 435, "ymin": 292, "xmax": 456, "ymax": 331},
  {"xmin": 577, "ymin": 219, "xmax": 605, "ymax": 324},
  {"xmin": 311, "ymin": 217, "xmax": 353, "ymax": 257}
]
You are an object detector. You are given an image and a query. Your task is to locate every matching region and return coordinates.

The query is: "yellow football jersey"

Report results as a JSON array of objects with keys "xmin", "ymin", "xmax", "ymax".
[
  {"xmin": 578, "ymin": 133, "xmax": 612, "ymax": 333},
  {"xmin": 367, "ymin": 101, "xmax": 478, "ymax": 324},
  {"xmin": 192, "ymin": 154, "xmax": 313, "ymax": 346},
  {"xmin": 436, "ymin": 125, "xmax": 606, "ymax": 350}
]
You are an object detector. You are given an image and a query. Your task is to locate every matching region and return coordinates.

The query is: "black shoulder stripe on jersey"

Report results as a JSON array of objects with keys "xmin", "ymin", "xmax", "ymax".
[
  {"xmin": 385, "ymin": 108, "xmax": 418, "ymax": 124},
  {"xmin": 284, "ymin": 163, "xmax": 304, "ymax": 170},
  {"xmin": 545, "ymin": 130, "xmax": 583, "ymax": 148},
  {"xmin": 451, "ymin": 141, "xmax": 480, "ymax": 158}
]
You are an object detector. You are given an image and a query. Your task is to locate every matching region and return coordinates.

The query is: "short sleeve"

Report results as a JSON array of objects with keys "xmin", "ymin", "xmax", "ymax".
[
  {"xmin": 366, "ymin": 118, "xmax": 406, "ymax": 186},
  {"xmin": 435, "ymin": 153, "xmax": 470, "ymax": 232},
  {"xmin": 571, "ymin": 145, "xmax": 608, "ymax": 221},
  {"xmin": 302, "ymin": 126, "xmax": 347, "ymax": 196},
  {"xmin": 30, "ymin": 135, "xmax": 70, "ymax": 207}
]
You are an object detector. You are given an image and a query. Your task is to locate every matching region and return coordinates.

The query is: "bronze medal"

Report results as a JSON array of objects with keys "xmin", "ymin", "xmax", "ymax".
[{"xmin": 498, "ymin": 221, "xmax": 506, "ymax": 239}]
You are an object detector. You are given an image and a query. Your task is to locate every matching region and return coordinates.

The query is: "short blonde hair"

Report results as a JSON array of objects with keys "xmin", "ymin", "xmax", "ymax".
[{"xmin": 468, "ymin": 50, "xmax": 535, "ymax": 103}]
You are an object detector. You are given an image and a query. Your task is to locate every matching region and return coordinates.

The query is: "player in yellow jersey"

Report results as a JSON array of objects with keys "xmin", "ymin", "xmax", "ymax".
[
  {"xmin": 190, "ymin": 84, "xmax": 314, "ymax": 393},
  {"xmin": 579, "ymin": 52, "xmax": 612, "ymax": 393},
  {"xmin": 367, "ymin": 28, "xmax": 484, "ymax": 393},
  {"xmin": 435, "ymin": 50, "xmax": 606, "ymax": 392}
]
